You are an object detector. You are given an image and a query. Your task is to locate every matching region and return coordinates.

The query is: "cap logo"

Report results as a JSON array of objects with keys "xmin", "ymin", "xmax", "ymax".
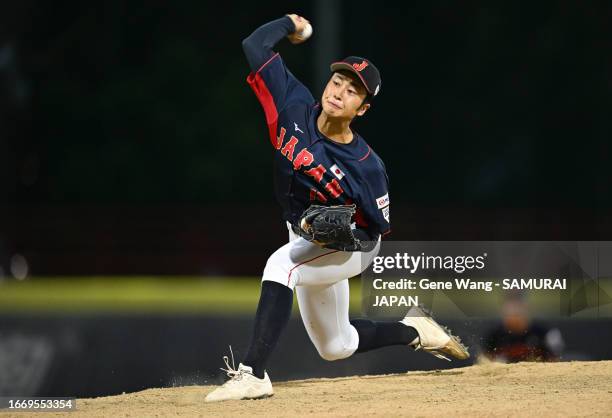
[{"xmin": 352, "ymin": 60, "xmax": 369, "ymax": 72}]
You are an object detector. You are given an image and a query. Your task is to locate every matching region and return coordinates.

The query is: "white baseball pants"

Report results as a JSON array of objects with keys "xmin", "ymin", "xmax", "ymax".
[{"xmin": 261, "ymin": 223, "xmax": 380, "ymax": 361}]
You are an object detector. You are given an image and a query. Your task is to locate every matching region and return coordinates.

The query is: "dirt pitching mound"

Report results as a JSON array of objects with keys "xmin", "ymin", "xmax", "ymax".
[{"xmin": 8, "ymin": 361, "xmax": 612, "ymax": 417}]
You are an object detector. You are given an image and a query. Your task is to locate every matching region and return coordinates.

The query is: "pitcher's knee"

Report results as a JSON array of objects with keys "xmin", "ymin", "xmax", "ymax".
[{"xmin": 316, "ymin": 342, "xmax": 354, "ymax": 361}]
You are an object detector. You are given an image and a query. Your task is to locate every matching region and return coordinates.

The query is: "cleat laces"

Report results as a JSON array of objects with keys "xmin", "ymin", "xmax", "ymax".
[{"xmin": 219, "ymin": 346, "xmax": 247, "ymax": 382}]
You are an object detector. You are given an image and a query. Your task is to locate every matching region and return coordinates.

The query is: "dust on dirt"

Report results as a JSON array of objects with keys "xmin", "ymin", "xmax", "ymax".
[{"xmin": 3, "ymin": 361, "xmax": 611, "ymax": 417}]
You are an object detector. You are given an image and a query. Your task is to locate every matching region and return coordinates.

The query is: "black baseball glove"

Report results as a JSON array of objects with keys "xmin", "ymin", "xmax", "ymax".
[{"xmin": 295, "ymin": 204, "xmax": 362, "ymax": 251}]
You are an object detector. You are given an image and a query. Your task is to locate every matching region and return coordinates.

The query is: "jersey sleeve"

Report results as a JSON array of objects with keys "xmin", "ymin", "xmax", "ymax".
[
  {"xmin": 358, "ymin": 159, "xmax": 391, "ymax": 237},
  {"xmin": 246, "ymin": 54, "xmax": 314, "ymax": 146},
  {"xmin": 247, "ymin": 53, "xmax": 314, "ymax": 114},
  {"xmin": 242, "ymin": 17, "xmax": 314, "ymax": 147}
]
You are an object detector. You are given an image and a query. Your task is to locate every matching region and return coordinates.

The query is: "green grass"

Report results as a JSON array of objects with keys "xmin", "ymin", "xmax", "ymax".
[
  {"xmin": 1, "ymin": 276, "xmax": 609, "ymax": 318},
  {"xmin": 0, "ymin": 277, "xmax": 363, "ymax": 315}
]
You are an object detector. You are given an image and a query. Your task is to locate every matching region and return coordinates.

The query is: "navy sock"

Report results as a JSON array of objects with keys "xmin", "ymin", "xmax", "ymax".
[
  {"xmin": 350, "ymin": 318, "xmax": 419, "ymax": 353},
  {"xmin": 243, "ymin": 281, "xmax": 293, "ymax": 379}
]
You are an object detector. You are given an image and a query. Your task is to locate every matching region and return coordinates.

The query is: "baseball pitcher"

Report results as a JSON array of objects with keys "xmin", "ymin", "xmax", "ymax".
[{"xmin": 205, "ymin": 13, "xmax": 469, "ymax": 402}]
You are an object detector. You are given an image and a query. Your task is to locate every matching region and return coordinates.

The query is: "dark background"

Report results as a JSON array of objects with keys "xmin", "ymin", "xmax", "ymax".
[
  {"xmin": 6, "ymin": 1, "xmax": 610, "ymax": 206},
  {"xmin": 2, "ymin": 1, "xmax": 611, "ymax": 275}
]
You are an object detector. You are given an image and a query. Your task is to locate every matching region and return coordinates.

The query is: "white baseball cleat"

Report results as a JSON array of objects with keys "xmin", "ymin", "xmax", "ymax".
[
  {"xmin": 204, "ymin": 349, "xmax": 273, "ymax": 403},
  {"xmin": 400, "ymin": 306, "xmax": 470, "ymax": 361}
]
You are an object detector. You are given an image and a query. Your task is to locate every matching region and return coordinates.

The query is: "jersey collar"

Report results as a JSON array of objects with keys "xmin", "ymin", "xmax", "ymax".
[{"xmin": 309, "ymin": 103, "xmax": 371, "ymax": 160}]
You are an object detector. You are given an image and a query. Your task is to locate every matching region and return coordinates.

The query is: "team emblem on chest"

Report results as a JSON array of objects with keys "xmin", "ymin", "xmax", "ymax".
[{"xmin": 275, "ymin": 125, "xmax": 345, "ymax": 202}]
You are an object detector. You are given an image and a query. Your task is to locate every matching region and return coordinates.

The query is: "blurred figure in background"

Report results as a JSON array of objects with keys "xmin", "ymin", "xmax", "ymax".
[{"xmin": 483, "ymin": 294, "xmax": 564, "ymax": 362}]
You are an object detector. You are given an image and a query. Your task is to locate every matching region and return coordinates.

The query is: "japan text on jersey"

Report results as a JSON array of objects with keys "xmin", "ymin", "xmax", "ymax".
[{"xmin": 247, "ymin": 53, "xmax": 391, "ymax": 238}]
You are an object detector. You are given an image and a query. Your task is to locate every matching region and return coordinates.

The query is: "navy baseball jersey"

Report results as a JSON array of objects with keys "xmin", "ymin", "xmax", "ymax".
[{"xmin": 243, "ymin": 17, "xmax": 390, "ymax": 239}]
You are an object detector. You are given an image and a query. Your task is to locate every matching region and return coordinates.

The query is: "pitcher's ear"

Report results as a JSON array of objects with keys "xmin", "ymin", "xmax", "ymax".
[{"xmin": 357, "ymin": 102, "xmax": 370, "ymax": 117}]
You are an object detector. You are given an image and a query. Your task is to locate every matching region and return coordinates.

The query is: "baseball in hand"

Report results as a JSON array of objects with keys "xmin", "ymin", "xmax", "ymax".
[
  {"xmin": 299, "ymin": 23, "xmax": 313, "ymax": 41},
  {"xmin": 287, "ymin": 14, "xmax": 313, "ymax": 44}
]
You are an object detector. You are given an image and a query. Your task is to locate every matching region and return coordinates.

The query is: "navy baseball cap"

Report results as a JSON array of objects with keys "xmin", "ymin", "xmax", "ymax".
[{"xmin": 330, "ymin": 56, "xmax": 381, "ymax": 97}]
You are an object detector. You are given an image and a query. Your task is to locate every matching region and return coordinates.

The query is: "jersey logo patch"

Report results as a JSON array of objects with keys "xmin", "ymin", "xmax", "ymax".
[
  {"xmin": 376, "ymin": 193, "xmax": 389, "ymax": 209},
  {"xmin": 294, "ymin": 122, "xmax": 304, "ymax": 134},
  {"xmin": 382, "ymin": 206, "xmax": 390, "ymax": 223},
  {"xmin": 330, "ymin": 164, "xmax": 345, "ymax": 180}
]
